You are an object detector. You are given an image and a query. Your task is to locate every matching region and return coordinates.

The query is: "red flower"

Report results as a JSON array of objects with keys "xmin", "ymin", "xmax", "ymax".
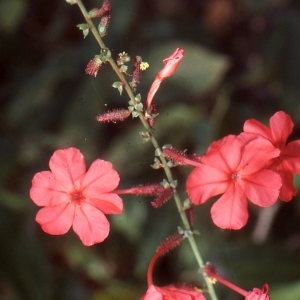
[
  {"xmin": 30, "ymin": 148, "xmax": 123, "ymax": 246},
  {"xmin": 204, "ymin": 264, "xmax": 270, "ymax": 300},
  {"xmin": 244, "ymin": 111, "xmax": 300, "ymax": 201},
  {"xmin": 141, "ymin": 234, "xmax": 205, "ymax": 300},
  {"xmin": 141, "ymin": 284, "xmax": 205, "ymax": 300},
  {"xmin": 246, "ymin": 284, "xmax": 270, "ymax": 300},
  {"xmin": 186, "ymin": 135, "xmax": 281, "ymax": 229},
  {"xmin": 146, "ymin": 48, "xmax": 184, "ymax": 109}
]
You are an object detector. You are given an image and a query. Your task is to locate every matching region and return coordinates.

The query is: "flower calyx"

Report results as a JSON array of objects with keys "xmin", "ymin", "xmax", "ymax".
[
  {"xmin": 85, "ymin": 49, "xmax": 111, "ymax": 77},
  {"xmin": 112, "ymin": 81, "xmax": 124, "ymax": 95},
  {"xmin": 162, "ymin": 145, "xmax": 202, "ymax": 167},
  {"xmin": 183, "ymin": 198, "xmax": 196, "ymax": 228},
  {"xmin": 151, "ymin": 179, "xmax": 175, "ymax": 208},
  {"xmin": 96, "ymin": 108, "xmax": 131, "ymax": 123},
  {"xmin": 139, "ymin": 131, "xmax": 151, "ymax": 143},
  {"xmin": 151, "ymin": 157, "xmax": 163, "ymax": 169},
  {"xmin": 76, "ymin": 23, "xmax": 91, "ymax": 38},
  {"xmin": 66, "ymin": 0, "xmax": 77, "ymax": 4}
]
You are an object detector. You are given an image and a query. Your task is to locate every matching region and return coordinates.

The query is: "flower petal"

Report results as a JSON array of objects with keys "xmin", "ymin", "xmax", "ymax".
[
  {"xmin": 281, "ymin": 140, "xmax": 300, "ymax": 173},
  {"xmin": 277, "ymin": 165, "xmax": 296, "ymax": 202},
  {"xmin": 203, "ymin": 135, "xmax": 242, "ymax": 172},
  {"xmin": 246, "ymin": 284, "xmax": 270, "ymax": 300},
  {"xmin": 159, "ymin": 285, "xmax": 206, "ymax": 299},
  {"xmin": 211, "ymin": 184, "xmax": 248, "ymax": 229},
  {"xmin": 72, "ymin": 202, "xmax": 110, "ymax": 246},
  {"xmin": 36, "ymin": 202, "xmax": 74, "ymax": 235},
  {"xmin": 243, "ymin": 118, "xmax": 272, "ymax": 141},
  {"xmin": 186, "ymin": 165, "xmax": 229, "ymax": 205},
  {"xmin": 240, "ymin": 169, "xmax": 281, "ymax": 207},
  {"xmin": 141, "ymin": 285, "xmax": 163, "ymax": 300},
  {"xmin": 146, "ymin": 48, "xmax": 184, "ymax": 109},
  {"xmin": 84, "ymin": 193, "xmax": 123, "ymax": 214},
  {"xmin": 81, "ymin": 159, "xmax": 120, "ymax": 193},
  {"xmin": 238, "ymin": 138, "xmax": 280, "ymax": 174},
  {"xmin": 142, "ymin": 284, "xmax": 206, "ymax": 300},
  {"xmin": 49, "ymin": 148, "xmax": 86, "ymax": 190},
  {"xmin": 30, "ymin": 171, "xmax": 71, "ymax": 206},
  {"xmin": 269, "ymin": 111, "xmax": 293, "ymax": 148}
]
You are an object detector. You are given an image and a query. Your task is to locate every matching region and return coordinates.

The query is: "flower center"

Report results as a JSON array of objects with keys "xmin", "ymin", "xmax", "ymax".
[
  {"xmin": 231, "ymin": 173, "xmax": 240, "ymax": 180},
  {"xmin": 72, "ymin": 191, "xmax": 83, "ymax": 203}
]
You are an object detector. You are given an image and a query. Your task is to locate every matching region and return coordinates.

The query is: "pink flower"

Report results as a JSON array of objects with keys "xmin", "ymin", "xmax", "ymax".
[
  {"xmin": 146, "ymin": 48, "xmax": 184, "ymax": 109},
  {"xmin": 186, "ymin": 135, "xmax": 281, "ymax": 229},
  {"xmin": 30, "ymin": 147, "xmax": 123, "ymax": 246},
  {"xmin": 244, "ymin": 111, "xmax": 300, "ymax": 201}
]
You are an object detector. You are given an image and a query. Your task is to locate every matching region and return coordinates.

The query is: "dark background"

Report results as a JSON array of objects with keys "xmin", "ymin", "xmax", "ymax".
[{"xmin": 1, "ymin": 0, "xmax": 300, "ymax": 299}]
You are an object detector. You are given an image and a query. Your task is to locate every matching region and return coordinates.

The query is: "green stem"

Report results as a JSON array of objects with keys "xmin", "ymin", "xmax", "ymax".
[{"xmin": 73, "ymin": 1, "xmax": 217, "ymax": 299}]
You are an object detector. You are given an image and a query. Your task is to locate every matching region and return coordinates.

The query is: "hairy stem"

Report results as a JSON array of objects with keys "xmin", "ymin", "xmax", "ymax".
[{"xmin": 74, "ymin": 1, "xmax": 217, "ymax": 299}]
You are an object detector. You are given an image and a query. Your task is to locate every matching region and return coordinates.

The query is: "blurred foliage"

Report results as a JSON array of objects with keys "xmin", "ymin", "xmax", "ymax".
[{"xmin": 1, "ymin": 0, "xmax": 300, "ymax": 299}]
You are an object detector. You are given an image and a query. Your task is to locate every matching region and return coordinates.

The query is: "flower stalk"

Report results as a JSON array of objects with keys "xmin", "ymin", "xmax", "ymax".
[{"xmin": 73, "ymin": 1, "xmax": 218, "ymax": 298}]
